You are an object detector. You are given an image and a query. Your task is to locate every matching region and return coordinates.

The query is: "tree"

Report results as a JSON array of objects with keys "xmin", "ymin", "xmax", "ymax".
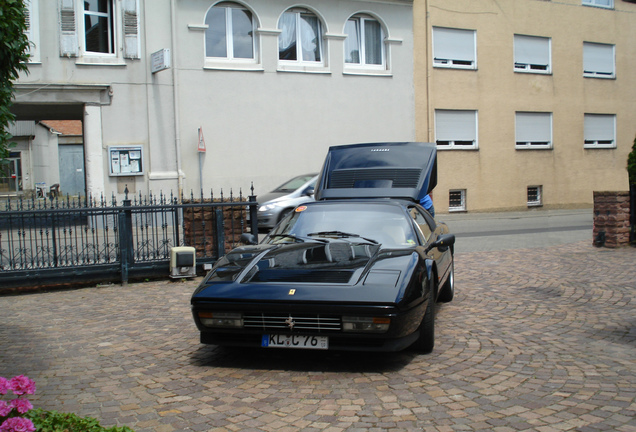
[
  {"xmin": 628, "ymin": 134, "xmax": 636, "ymax": 186},
  {"xmin": 0, "ymin": 0, "xmax": 30, "ymax": 173}
]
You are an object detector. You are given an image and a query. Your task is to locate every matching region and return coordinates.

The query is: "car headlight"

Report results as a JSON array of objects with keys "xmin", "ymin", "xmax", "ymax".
[
  {"xmin": 259, "ymin": 203, "xmax": 280, "ymax": 212},
  {"xmin": 198, "ymin": 311, "xmax": 243, "ymax": 328},
  {"xmin": 342, "ymin": 316, "xmax": 390, "ymax": 333}
]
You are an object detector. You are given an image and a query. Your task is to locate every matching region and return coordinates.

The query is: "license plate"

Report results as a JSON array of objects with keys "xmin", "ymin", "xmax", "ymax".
[{"xmin": 262, "ymin": 334, "xmax": 328, "ymax": 349}]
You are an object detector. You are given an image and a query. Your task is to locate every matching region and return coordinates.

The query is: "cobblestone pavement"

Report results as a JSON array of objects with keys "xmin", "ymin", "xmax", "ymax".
[{"xmin": 1, "ymin": 241, "xmax": 635, "ymax": 432}]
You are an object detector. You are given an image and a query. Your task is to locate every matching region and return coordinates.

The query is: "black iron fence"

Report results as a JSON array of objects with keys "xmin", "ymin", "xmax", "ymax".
[{"xmin": 0, "ymin": 187, "xmax": 258, "ymax": 292}]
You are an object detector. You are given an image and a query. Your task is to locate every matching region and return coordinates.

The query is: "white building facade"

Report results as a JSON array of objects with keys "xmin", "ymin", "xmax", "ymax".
[{"xmin": 11, "ymin": 0, "xmax": 416, "ymax": 199}]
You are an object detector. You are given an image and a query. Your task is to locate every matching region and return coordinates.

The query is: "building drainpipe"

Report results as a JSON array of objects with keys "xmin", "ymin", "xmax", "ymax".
[
  {"xmin": 425, "ymin": 0, "xmax": 433, "ymax": 142},
  {"xmin": 170, "ymin": 0, "xmax": 184, "ymax": 198}
]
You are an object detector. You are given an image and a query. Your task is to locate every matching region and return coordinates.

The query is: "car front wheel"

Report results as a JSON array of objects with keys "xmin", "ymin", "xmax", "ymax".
[{"xmin": 412, "ymin": 276, "xmax": 436, "ymax": 353}]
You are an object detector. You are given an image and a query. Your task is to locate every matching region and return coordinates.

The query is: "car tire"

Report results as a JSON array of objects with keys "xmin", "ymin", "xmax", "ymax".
[
  {"xmin": 437, "ymin": 259, "xmax": 454, "ymax": 303},
  {"xmin": 412, "ymin": 276, "xmax": 436, "ymax": 353}
]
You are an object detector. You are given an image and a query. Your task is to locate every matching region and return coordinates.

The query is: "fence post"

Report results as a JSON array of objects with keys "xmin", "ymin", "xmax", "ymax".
[
  {"xmin": 215, "ymin": 207, "xmax": 225, "ymax": 258},
  {"xmin": 119, "ymin": 187, "xmax": 134, "ymax": 285},
  {"xmin": 249, "ymin": 184, "xmax": 258, "ymax": 236}
]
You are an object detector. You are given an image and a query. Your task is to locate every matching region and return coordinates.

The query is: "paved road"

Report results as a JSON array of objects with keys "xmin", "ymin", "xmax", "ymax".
[
  {"xmin": 1, "ymin": 210, "xmax": 634, "ymax": 432},
  {"xmin": 439, "ymin": 209, "xmax": 593, "ymax": 252}
]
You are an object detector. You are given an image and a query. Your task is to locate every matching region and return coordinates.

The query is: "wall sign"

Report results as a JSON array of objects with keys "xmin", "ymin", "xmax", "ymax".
[{"xmin": 108, "ymin": 145, "xmax": 144, "ymax": 176}]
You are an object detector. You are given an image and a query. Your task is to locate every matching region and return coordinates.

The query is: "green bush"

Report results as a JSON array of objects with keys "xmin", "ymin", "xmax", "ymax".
[
  {"xmin": 24, "ymin": 409, "xmax": 135, "ymax": 432},
  {"xmin": 628, "ymin": 134, "xmax": 636, "ymax": 186}
]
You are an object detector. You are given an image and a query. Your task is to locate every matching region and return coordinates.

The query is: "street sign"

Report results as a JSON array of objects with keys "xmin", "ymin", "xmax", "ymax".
[{"xmin": 198, "ymin": 127, "xmax": 206, "ymax": 152}]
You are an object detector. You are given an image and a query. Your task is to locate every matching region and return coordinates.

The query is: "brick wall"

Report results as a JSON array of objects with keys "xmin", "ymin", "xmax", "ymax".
[{"xmin": 593, "ymin": 191, "xmax": 631, "ymax": 248}]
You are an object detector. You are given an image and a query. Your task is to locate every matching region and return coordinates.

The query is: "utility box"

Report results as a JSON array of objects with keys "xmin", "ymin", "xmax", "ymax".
[{"xmin": 170, "ymin": 246, "xmax": 196, "ymax": 278}]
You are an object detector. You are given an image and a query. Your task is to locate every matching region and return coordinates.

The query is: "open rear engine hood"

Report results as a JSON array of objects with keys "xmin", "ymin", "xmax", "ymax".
[{"xmin": 314, "ymin": 142, "xmax": 437, "ymax": 203}]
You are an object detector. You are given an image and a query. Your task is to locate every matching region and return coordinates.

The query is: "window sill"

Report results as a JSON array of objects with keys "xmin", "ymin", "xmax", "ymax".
[
  {"xmin": 583, "ymin": 73, "xmax": 616, "ymax": 79},
  {"xmin": 584, "ymin": 145, "xmax": 616, "ymax": 150},
  {"xmin": 204, "ymin": 62, "xmax": 264, "ymax": 72},
  {"xmin": 433, "ymin": 63, "xmax": 476, "ymax": 71},
  {"xmin": 277, "ymin": 65, "xmax": 331, "ymax": 74},
  {"xmin": 436, "ymin": 146, "xmax": 479, "ymax": 151},
  {"xmin": 514, "ymin": 69, "xmax": 552, "ymax": 75},
  {"xmin": 343, "ymin": 69, "xmax": 392, "ymax": 77},
  {"xmin": 76, "ymin": 57, "xmax": 126, "ymax": 67}
]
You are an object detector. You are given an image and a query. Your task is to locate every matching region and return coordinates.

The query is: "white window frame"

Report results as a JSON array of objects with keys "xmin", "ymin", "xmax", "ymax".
[
  {"xmin": 514, "ymin": 35, "xmax": 551, "ymax": 74},
  {"xmin": 584, "ymin": 114, "xmax": 616, "ymax": 149},
  {"xmin": 449, "ymin": 190, "xmax": 466, "ymax": 212},
  {"xmin": 527, "ymin": 186, "xmax": 542, "ymax": 207},
  {"xmin": 432, "ymin": 27, "xmax": 476, "ymax": 70},
  {"xmin": 582, "ymin": 0, "xmax": 614, "ymax": 9},
  {"xmin": 515, "ymin": 112, "xmax": 553, "ymax": 149},
  {"xmin": 204, "ymin": 3, "xmax": 257, "ymax": 64},
  {"xmin": 434, "ymin": 110, "xmax": 478, "ymax": 150},
  {"xmin": 24, "ymin": 0, "xmax": 40, "ymax": 63},
  {"xmin": 583, "ymin": 42, "xmax": 615, "ymax": 78},
  {"xmin": 278, "ymin": 8, "xmax": 325, "ymax": 68},
  {"xmin": 81, "ymin": 0, "xmax": 115, "ymax": 56},
  {"xmin": 59, "ymin": 0, "xmax": 140, "ymax": 62},
  {"xmin": 343, "ymin": 14, "xmax": 385, "ymax": 71}
]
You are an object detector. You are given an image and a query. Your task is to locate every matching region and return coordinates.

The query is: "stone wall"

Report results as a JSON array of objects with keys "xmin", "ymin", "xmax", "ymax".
[
  {"xmin": 182, "ymin": 200, "xmax": 247, "ymax": 257},
  {"xmin": 593, "ymin": 191, "xmax": 631, "ymax": 248}
]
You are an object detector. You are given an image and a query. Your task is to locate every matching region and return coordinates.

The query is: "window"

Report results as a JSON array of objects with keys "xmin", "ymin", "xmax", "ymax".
[
  {"xmin": 344, "ymin": 15, "xmax": 384, "ymax": 68},
  {"xmin": 449, "ymin": 190, "xmax": 466, "ymax": 212},
  {"xmin": 583, "ymin": 42, "xmax": 615, "ymax": 78},
  {"xmin": 435, "ymin": 110, "xmax": 478, "ymax": 149},
  {"xmin": 82, "ymin": 0, "xmax": 114, "ymax": 54},
  {"xmin": 58, "ymin": 0, "xmax": 139, "ymax": 60},
  {"xmin": 278, "ymin": 9, "xmax": 323, "ymax": 63},
  {"xmin": 515, "ymin": 112, "xmax": 552, "ymax": 149},
  {"xmin": 205, "ymin": 3, "xmax": 255, "ymax": 60},
  {"xmin": 582, "ymin": 0, "xmax": 614, "ymax": 8},
  {"xmin": 409, "ymin": 208, "xmax": 433, "ymax": 242},
  {"xmin": 24, "ymin": 0, "xmax": 40, "ymax": 63},
  {"xmin": 584, "ymin": 114, "xmax": 616, "ymax": 148},
  {"xmin": 527, "ymin": 186, "xmax": 542, "ymax": 207},
  {"xmin": 514, "ymin": 35, "xmax": 551, "ymax": 73},
  {"xmin": 432, "ymin": 27, "xmax": 476, "ymax": 69}
]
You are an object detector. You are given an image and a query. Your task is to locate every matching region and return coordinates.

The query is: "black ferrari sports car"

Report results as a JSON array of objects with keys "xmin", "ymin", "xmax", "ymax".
[{"xmin": 191, "ymin": 142, "xmax": 455, "ymax": 352}]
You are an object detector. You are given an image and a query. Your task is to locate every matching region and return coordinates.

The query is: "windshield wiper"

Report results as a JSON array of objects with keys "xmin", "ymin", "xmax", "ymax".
[
  {"xmin": 307, "ymin": 231, "xmax": 378, "ymax": 244},
  {"xmin": 268, "ymin": 234, "xmax": 305, "ymax": 243},
  {"xmin": 268, "ymin": 234, "xmax": 328, "ymax": 244}
]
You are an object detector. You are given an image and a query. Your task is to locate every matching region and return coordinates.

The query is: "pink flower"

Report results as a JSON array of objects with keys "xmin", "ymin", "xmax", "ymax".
[
  {"xmin": 0, "ymin": 401, "xmax": 11, "ymax": 417},
  {"xmin": 0, "ymin": 417, "xmax": 35, "ymax": 432},
  {"xmin": 7, "ymin": 377, "xmax": 35, "ymax": 396},
  {"xmin": 0, "ymin": 378, "xmax": 8, "ymax": 396},
  {"xmin": 8, "ymin": 399, "xmax": 32, "ymax": 415}
]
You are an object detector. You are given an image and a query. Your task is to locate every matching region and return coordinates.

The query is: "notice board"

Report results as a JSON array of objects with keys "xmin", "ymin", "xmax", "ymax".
[{"xmin": 108, "ymin": 145, "xmax": 144, "ymax": 176}]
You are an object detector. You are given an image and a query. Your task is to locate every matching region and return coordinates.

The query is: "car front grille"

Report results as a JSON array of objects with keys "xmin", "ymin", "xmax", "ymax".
[{"xmin": 243, "ymin": 313, "xmax": 342, "ymax": 332}]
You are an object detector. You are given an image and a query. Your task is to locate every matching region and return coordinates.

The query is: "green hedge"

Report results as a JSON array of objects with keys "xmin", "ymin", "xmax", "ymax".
[{"xmin": 24, "ymin": 409, "xmax": 135, "ymax": 432}]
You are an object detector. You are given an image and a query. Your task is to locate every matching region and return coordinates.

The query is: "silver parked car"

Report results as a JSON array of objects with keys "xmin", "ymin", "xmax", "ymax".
[{"xmin": 257, "ymin": 173, "xmax": 318, "ymax": 231}]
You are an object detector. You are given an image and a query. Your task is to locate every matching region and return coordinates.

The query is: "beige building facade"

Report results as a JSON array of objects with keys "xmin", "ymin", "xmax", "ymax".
[{"xmin": 414, "ymin": 0, "xmax": 636, "ymax": 213}]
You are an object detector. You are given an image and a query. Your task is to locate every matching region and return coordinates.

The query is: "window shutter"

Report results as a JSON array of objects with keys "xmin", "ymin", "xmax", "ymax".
[
  {"xmin": 583, "ymin": 42, "xmax": 614, "ymax": 75},
  {"xmin": 514, "ymin": 35, "xmax": 549, "ymax": 66},
  {"xmin": 433, "ymin": 27, "xmax": 475, "ymax": 62},
  {"xmin": 59, "ymin": 0, "xmax": 78, "ymax": 57},
  {"xmin": 123, "ymin": 0, "xmax": 140, "ymax": 59},
  {"xmin": 435, "ymin": 110, "xmax": 476, "ymax": 142},
  {"xmin": 584, "ymin": 114, "xmax": 614, "ymax": 141},
  {"xmin": 516, "ymin": 112, "xmax": 551, "ymax": 143}
]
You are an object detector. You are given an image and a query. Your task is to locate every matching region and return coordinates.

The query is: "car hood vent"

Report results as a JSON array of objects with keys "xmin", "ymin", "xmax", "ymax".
[
  {"xmin": 247, "ymin": 269, "xmax": 355, "ymax": 284},
  {"xmin": 329, "ymin": 168, "xmax": 422, "ymax": 189}
]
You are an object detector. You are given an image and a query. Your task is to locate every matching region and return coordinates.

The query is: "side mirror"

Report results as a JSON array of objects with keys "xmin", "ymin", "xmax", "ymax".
[
  {"xmin": 425, "ymin": 234, "xmax": 455, "ymax": 254},
  {"xmin": 240, "ymin": 233, "xmax": 258, "ymax": 245},
  {"xmin": 304, "ymin": 187, "xmax": 314, "ymax": 196}
]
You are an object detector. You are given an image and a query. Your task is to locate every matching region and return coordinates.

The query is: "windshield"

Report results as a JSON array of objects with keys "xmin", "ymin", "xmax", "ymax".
[
  {"xmin": 273, "ymin": 174, "xmax": 317, "ymax": 193},
  {"xmin": 266, "ymin": 202, "xmax": 417, "ymax": 248}
]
